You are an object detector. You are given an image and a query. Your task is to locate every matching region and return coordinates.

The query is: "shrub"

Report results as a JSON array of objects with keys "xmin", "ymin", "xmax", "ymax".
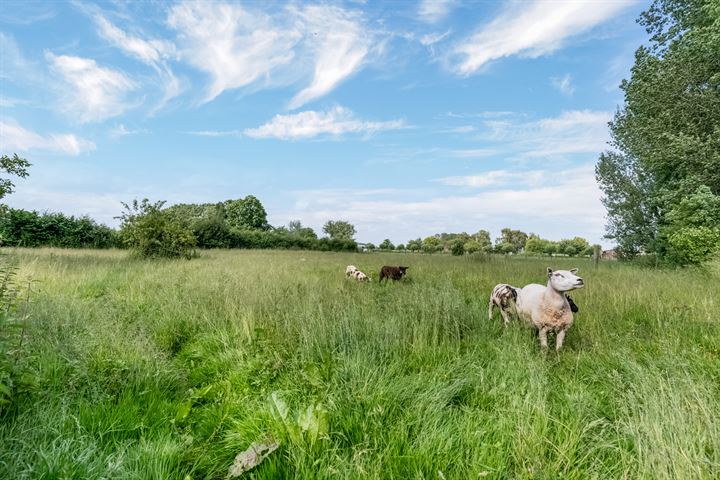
[
  {"xmin": 450, "ymin": 240, "xmax": 465, "ymax": 256},
  {"xmin": 118, "ymin": 199, "xmax": 196, "ymax": 259}
]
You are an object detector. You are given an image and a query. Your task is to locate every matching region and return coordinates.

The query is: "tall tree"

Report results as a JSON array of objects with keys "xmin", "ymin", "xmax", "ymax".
[
  {"xmin": 225, "ymin": 196, "xmax": 269, "ymax": 231},
  {"xmin": 596, "ymin": 0, "xmax": 720, "ymax": 262},
  {"xmin": 495, "ymin": 228, "xmax": 528, "ymax": 254},
  {"xmin": 322, "ymin": 220, "xmax": 356, "ymax": 240}
]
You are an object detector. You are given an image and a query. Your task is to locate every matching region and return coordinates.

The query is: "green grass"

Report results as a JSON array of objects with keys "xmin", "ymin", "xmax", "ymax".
[{"xmin": 1, "ymin": 248, "xmax": 719, "ymax": 479}]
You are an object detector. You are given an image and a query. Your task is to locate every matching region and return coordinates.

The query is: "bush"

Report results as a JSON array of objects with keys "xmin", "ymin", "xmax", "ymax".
[
  {"xmin": 450, "ymin": 240, "xmax": 465, "ymax": 256},
  {"xmin": 0, "ymin": 258, "xmax": 31, "ymax": 410},
  {"xmin": 118, "ymin": 200, "xmax": 196, "ymax": 259},
  {"xmin": 667, "ymin": 226, "xmax": 720, "ymax": 266}
]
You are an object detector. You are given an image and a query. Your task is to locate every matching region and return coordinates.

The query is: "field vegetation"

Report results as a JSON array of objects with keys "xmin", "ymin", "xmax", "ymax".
[{"xmin": 0, "ymin": 248, "xmax": 718, "ymax": 479}]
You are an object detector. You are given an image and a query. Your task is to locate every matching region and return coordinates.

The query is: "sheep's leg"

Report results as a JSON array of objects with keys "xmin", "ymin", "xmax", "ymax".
[
  {"xmin": 538, "ymin": 327, "xmax": 549, "ymax": 349},
  {"xmin": 488, "ymin": 300, "xmax": 494, "ymax": 321},
  {"xmin": 500, "ymin": 307, "xmax": 511, "ymax": 325},
  {"xmin": 556, "ymin": 329, "xmax": 566, "ymax": 351}
]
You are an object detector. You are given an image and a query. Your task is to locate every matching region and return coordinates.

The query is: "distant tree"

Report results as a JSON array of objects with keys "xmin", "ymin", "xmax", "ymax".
[
  {"xmin": 422, "ymin": 236, "xmax": 442, "ymax": 253},
  {"xmin": 364, "ymin": 242, "xmax": 376, "ymax": 251},
  {"xmin": 407, "ymin": 238, "xmax": 422, "ymax": 251},
  {"xmin": 379, "ymin": 238, "xmax": 394, "ymax": 250},
  {"xmin": 118, "ymin": 199, "xmax": 196, "ymax": 259},
  {"xmin": 323, "ymin": 220, "xmax": 356, "ymax": 240},
  {"xmin": 396, "ymin": 243, "xmax": 405, "ymax": 251},
  {"xmin": 287, "ymin": 220, "xmax": 318, "ymax": 240},
  {"xmin": 473, "ymin": 230, "xmax": 492, "ymax": 252},
  {"xmin": 225, "ymin": 195, "xmax": 269, "ymax": 231},
  {"xmin": 450, "ymin": 239, "xmax": 465, "ymax": 256},
  {"xmin": 464, "ymin": 240, "xmax": 482, "ymax": 254},
  {"xmin": 524, "ymin": 235, "xmax": 547, "ymax": 254},
  {"xmin": 495, "ymin": 228, "xmax": 528, "ymax": 253},
  {"xmin": 0, "ymin": 154, "xmax": 31, "ymax": 200}
]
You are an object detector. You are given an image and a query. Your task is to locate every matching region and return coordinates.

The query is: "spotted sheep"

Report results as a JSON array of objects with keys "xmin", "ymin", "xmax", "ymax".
[
  {"xmin": 515, "ymin": 268, "xmax": 584, "ymax": 350},
  {"xmin": 345, "ymin": 265, "xmax": 358, "ymax": 277},
  {"xmin": 350, "ymin": 269, "xmax": 370, "ymax": 282}
]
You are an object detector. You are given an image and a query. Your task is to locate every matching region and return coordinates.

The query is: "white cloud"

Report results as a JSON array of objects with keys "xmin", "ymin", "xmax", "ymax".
[
  {"xmin": 167, "ymin": 1, "xmax": 375, "ymax": 107},
  {"xmin": 91, "ymin": 14, "xmax": 181, "ymax": 111},
  {"xmin": 418, "ymin": 0, "xmax": 457, "ymax": 24},
  {"xmin": 453, "ymin": 0, "xmax": 635, "ymax": 74},
  {"xmin": 94, "ymin": 15, "xmax": 175, "ymax": 65},
  {"xmin": 183, "ymin": 130, "xmax": 243, "ymax": 137},
  {"xmin": 279, "ymin": 165, "xmax": 606, "ymax": 245},
  {"xmin": 480, "ymin": 109, "xmax": 611, "ymax": 157},
  {"xmin": 110, "ymin": 124, "xmax": 148, "ymax": 137},
  {"xmin": 420, "ymin": 30, "xmax": 452, "ymax": 46},
  {"xmin": 450, "ymin": 148, "xmax": 497, "ymax": 158},
  {"xmin": 167, "ymin": 1, "xmax": 300, "ymax": 103},
  {"xmin": 0, "ymin": 119, "xmax": 95, "ymax": 155},
  {"xmin": 244, "ymin": 106, "xmax": 404, "ymax": 140},
  {"xmin": 435, "ymin": 169, "xmax": 545, "ymax": 187},
  {"xmin": 288, "ymin": 5, "xmax": 372, "ymax": 109},
  {"xmin": 46, "ymin": 52, "xmax": 137, "ymax": 123},
  {"xmin": 551, "ymin": 73, "xmax": 575, "ymax": 95}
]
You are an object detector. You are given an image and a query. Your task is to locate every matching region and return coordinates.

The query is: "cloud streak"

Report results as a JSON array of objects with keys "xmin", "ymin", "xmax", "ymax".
[
  {"xmin": 244, "ymin": 106, "xmax": 404, "ymax": 140},
  {"xmin": 0, "ymin": 119, "xmax": 95, "ymax": 155},
  {"xmin": 453, "ymin": 0, "xmax": 635, "ymax": 74}
]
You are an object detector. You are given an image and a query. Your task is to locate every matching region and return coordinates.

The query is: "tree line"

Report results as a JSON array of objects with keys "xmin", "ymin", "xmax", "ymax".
[{"xmin": 369, "ymin": 228, "xmax": 596, "ymax": 257}]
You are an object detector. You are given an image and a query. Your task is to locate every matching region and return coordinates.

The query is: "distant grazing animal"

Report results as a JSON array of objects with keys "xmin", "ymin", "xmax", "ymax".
[
  {"xmin": 379, "ymin": 266, "xmax": 408, "ymax": 282},
  {"xmin": 488, "ymin": 283, "xmax": 519, "ymax": 324},
  {"xmin": 515, "ymin": 268, "xmax": 584, "ymax": 350},
  {"xmin": 351, "ymin": 270, "xmax": 371, "ymax": 282},
  {"xmin": 345, "ymin": 265, "xmax": 358, "ymax": 277}
]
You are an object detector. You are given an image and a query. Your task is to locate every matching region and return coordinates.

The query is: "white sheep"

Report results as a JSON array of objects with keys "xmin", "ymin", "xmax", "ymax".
[
  {"xmin": 345, "ymin": 265, "xmax": 358, "ymax": 277},
  {"xmin": 515, "ymin": 268, "xmax": 584, "ymax": 350}
]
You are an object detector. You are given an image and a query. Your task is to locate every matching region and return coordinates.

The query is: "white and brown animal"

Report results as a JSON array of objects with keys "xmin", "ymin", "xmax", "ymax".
[
  {"xmin": 345, "ymin": 265, "xmax": 358, "ymax": 277},
  {"xmin": 349, "ymin": 269, "xmax": 371, "ymax": 282},
  {"xmin": 516, "ymin": 268, "xmax": 584, "ymax": 350},
  {"xmin": 488, "ymin": 283, "xmax": 520, "ymax": 324}
]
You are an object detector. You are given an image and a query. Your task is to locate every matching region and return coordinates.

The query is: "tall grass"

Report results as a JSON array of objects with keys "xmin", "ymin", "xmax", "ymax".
[{"xmin": 0, "ymin": 248, "xmax": 718, "ymax": 479}]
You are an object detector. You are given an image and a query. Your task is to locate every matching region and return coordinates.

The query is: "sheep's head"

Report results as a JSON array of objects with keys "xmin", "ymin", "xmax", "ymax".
[{"xmin": 547, "ymin": 268, "xmax": 584, "ymax": 292}]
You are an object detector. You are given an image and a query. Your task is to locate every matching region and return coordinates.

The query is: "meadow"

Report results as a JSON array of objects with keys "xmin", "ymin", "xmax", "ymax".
[{"xmin": 1, "ymin": 248, "xmax": 719, "ymax": 479}]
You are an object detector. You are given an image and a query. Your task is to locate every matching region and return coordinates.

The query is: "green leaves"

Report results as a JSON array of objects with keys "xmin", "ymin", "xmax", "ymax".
[
  {"xmin": 596, "ymin": 0, "xmax": 720, "ymax": 264},
  {"xmin": 269, "ymin": 392, "xmax": 329, "ymax": 448}
]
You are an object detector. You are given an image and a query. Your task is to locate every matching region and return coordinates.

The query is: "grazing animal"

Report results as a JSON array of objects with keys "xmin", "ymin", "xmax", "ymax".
[
  {"xmin": 351, "ymin": 270, "xmax": 371, "ymax": 282},
  {"xmin": 379, "ymin": 266, "xmax": 408, "ymax": 282},
  {"xmin": 516, "ymin": 268, "xmax": 584, "ymax": 350},
  {"xmin": 488, "ymin": 283, "xmax": 520, "ymax": 324},
  {"xmin": 345, "ymin": 265, "xmax": 358, "ymax": 277}
]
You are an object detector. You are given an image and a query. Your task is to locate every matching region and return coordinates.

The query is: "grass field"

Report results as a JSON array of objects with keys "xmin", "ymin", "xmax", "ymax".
[{"xmin": 1, "ymin": 248, "xmax": 719, "ymax": 479}]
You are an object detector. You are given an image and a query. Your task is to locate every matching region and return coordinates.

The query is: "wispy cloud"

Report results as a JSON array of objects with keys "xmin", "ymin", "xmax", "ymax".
[
  {"xmin": 288, "ymin": 4, "xmax": 373, "ymax": 109},
  {"xmin": 244, "ymin": 106, "xmax": 404, "ymax": 140},
  {"xmin": 110, "ymin": 124, "xmax": 148, "ymax": 138},
  {"xmin": 0, "ymin": 119, "xmax": 95, "ymax": 155},
  {"xmin": 418, "ymin": 0, "xmax": 457, "ymax": 24},
  {"xmin": 46, "ymin": 52, "xmax": 137, "ymax": 123},
  {"xmin": 551, "ymin": 73, "xmax": 575, "ymax": 95},
  {"xmin": 183, "ymin": 130, "xmax": 243, "ymax": 137},
  {"xmin": 167, "ymin": 1, "xmax": 299, "ymax": 104},
  {"xmin": 167, "ymin": 1, "xmax": 376, "ymax": 108},
  {"xmin": 91, "ymin": 13, "xmax": 181, "ymax": 111},
  {"xmin": 452, "ymin": 0, "xmax": 635, "ymax": 74},
  {"xmin": 435, "ymin": 169, "xmax": 545, "ymax": 188}
]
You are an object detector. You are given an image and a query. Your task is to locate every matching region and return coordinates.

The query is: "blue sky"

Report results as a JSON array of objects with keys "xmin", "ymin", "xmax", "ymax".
[{"xmin": 1, "ymin": 0, "xmax": 649, "ymax": 246}]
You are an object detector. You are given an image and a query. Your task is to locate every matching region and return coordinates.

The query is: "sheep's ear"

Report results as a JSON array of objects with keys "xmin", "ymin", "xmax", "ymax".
[
  {"xmin": 547, "ymin": 267, "xmax": 553, "ymax": 276},
  {"xmin": 570, "ymin": 268, "xmax": 579, "ymax": 274}
]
